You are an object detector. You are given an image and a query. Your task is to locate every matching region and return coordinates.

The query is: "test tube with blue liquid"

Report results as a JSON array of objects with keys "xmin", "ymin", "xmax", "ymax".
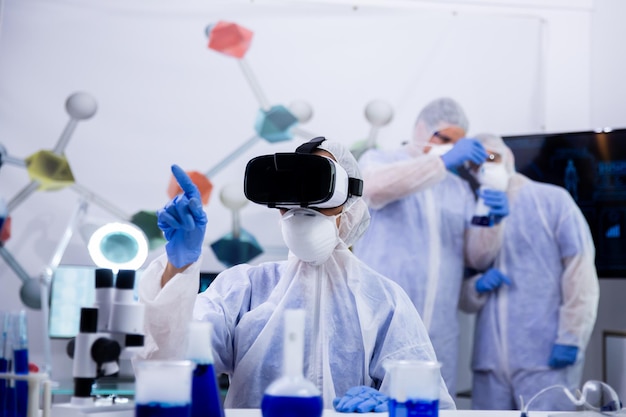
[
  {"xmin": 261, "ymin": 309, "xmax": 323, "ymax": 417},
  {"xmin": 2, "ymin": 311, "xmax": 29, "ymax": 417},
  {"xmin": 386, "ymin": 360, "xmax": 441, "ymax": 417},
  {"xmin": 134, "ymin": 360, "xmax": 194, "ymax": 417},
  {"xmin": 186, "ymin": 321, "xmax": 224, "ymax": 417},
  {"xmin": 12, "ymin": 312, "xmax": 29, "ymax": 417},
  {"xmin": 0, "ymin": 311, "xmax": 8, "ymax": 417}
]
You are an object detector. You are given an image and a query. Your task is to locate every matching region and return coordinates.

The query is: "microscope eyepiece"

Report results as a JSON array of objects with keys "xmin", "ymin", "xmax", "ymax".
[
  {"xmin": 115, "ymin": 269, "xmax": 135, "ymax": 289},
  {"xmin": 95, "ymin": 269, "xmax": 114, "ymax": 288},
  {"xmin": 79, "ymin": 308, "xmax": 98, "ymax": 333}
]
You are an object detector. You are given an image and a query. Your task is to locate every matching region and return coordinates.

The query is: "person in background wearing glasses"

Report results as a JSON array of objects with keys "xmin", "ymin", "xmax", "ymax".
[
  {"xmin": 351, "ymin": 97, "xmax": 509, "ymax": 396},
  {"xmin": 459, "ymin": 133, "xmax": 599, "ymax": 411}
]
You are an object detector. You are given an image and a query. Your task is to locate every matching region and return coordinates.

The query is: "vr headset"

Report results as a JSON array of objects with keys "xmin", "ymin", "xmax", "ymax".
[{"xmin": 244, "ymin": 151, "xmax": 363, "ymax": 209}]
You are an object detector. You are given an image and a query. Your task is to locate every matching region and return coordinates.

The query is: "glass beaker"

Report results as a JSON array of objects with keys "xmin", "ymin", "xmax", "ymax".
[
  {"xmin": 385, "ymin": 360, "xmax": 441, "ymax": 417},
  {"xmin": 134, "ymin": 360, "xmax": 194, "ymax": 417}
]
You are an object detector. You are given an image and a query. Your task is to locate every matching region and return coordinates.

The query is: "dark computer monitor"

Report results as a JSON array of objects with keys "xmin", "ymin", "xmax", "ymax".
[
  {"xmin": 48, "ymin": 266, "xmax": 221, "ymax": 338},
  {"xmin": 502, "ymin": 128, "xmax": 626, "ymax": 278},
  {"xmin": 199, "ymin": 272, "xmax": 220, "ymax": 293}
]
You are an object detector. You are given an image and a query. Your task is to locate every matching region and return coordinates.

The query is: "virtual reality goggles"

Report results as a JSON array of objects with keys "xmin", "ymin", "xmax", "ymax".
[{"xmin": 244, "ymin": 152, "xmax": 363, "ymax": 209}]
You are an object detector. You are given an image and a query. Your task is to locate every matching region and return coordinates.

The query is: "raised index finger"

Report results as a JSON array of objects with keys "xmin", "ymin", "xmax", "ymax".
[{"xmin": 171, "ymin": 164, "xmax": 200, "ymax": 199}]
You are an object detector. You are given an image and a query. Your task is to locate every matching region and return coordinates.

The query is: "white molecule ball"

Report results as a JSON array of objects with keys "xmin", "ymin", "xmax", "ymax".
[
  {"xmin": 220, "ymin": 182, "xmax": 248, "ymax": 211},
  {"xmin": 66, "ymin": 92, "xmax": 98, "ymax": 120},
  {"xmin": 288, "ymin": 100, "xmax": 313, "ymax": 124},
  {"xmin": 364, "ymin": 99, "xmax": 393, "ymax": 127},
  {"xmin": 20, "ymin": 279, "xmax": 42, "ymax": 310}
]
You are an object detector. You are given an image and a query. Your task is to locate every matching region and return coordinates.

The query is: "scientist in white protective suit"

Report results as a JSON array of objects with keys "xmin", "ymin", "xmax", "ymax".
[
  {"xmin": 459, "ymin": 133, "xmax": 600, "ymax": 411},
  {"xmin": 137, "ymin": 137, "xmax": 456, "ymax": 412},
  {"xmin": 352, "ymin": 97, "xmax": 509, "ymax": 395}
]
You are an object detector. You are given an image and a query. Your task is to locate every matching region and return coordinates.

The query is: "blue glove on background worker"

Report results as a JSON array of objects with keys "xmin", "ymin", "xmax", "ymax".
[
  {"xmin": 157, "ymin": 164, "xmax": 207, "ymax": 268},
  {"xmin": 441, "ymin": 138, "xmax": 488, "ymax": 170},
  {"xmin": 548, "ymin": 344, "xmax": 579, "ymax": 369},
  {"xmin": 476, "ymin": 268, "xmax": 511, "ymax": 293},
  {"xmin": 480, "ymin": 189, "xmax": 509, "ymax": 223},
  {"xmin": 333, "ymin": 386, "xmax": 389, "ymax": 413}
]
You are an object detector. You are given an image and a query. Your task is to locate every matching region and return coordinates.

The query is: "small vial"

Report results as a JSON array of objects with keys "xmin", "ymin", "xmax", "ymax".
[{"xmin": 471, "ymin": 186, "xmax": 495, "ymax": 227}]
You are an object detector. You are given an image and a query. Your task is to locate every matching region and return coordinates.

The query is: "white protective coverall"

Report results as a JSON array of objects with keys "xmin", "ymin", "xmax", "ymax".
[
  {"xmin": 352, "ymin": 98, "xmax": 503, "ymax": 395},
  {"xmin": 459, "ymin": 133, "xmax": 599, "ymax": 410},
  {"xmin": 138, "ymin": 140, "xmax": 456, "ymax": 410}
]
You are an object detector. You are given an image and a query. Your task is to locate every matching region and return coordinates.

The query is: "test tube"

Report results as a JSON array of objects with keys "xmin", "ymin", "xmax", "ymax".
[
  {"xmin": 0, "ymin": 311, "xmax": 8, "ymax": 417},
  {"xmin": 13, "ymin": 311, "xmax": 29, "ymax": 417}
]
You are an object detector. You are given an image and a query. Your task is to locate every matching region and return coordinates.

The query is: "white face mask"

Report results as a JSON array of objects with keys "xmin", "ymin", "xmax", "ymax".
[
  {"xmin": 280, "ymin": 208, "xmax": 339, "ymax": 265},
  {"xmin": 477, "ymin": 162, "xmax": 510, "ymax": 191},
  {"xmin": 426, "ymin": 143, "xmax": 454, "ymax": 157}
]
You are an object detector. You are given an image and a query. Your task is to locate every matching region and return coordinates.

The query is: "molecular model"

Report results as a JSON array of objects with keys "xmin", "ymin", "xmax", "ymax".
[
  {"xmin": 164, "ymin": 20, "xmax": 320, "ymax": 268},
  {"xmin": 0, "ymin": 92, "xmax": 165, "ymax": 309},
  {"xmin": 351, "ymin": 99, "xmax": 395, "ymax": 160},
  {"xmin": 171, "ymin": 20, "xmax": 395, "ymax": 267},
  {"xmin": 0, "ymin": 20, "xmax": 396, "ymax": 312}
]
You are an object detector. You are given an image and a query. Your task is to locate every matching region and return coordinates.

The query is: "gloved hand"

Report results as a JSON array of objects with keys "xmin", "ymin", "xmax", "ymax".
[
  {"xmin": 480, "ymin": 189, "xmax": 509, "ymax": 224},
  {"xmin": 333, "ymin": 386, "xmax": 389, "ymax": 413},
  {"xmin": 548, "ymin": 344, "xmax": 579, "ymax": 369},
  {"xmin": 475, "ymin": 268, "xmax": 511, "ymax": 293},
  {"xmin": 157, "ymin": 164, "xmax": 207, "ymax": 268},
  {"xmin": 440, "ymin": 138, "xmax": 488, "ymax": 170}
]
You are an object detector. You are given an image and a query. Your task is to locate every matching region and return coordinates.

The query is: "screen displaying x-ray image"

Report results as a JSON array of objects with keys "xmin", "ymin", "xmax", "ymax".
[{"xmin": 503, "ymin": 128, "xmax": 626, "ymax": 278}]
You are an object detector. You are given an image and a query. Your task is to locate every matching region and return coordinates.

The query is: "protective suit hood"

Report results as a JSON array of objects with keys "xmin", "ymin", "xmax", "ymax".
[{"xmin": 411, "ymin": 97, "xmax": 469, "ymax": 148}]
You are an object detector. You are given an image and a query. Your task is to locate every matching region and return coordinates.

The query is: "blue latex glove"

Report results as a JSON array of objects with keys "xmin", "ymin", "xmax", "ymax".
[
  {"xmin": 475, "ymin": 268, "xmax": 511, "ymax": 293},
  {"xmin": 548, "ymin": 344, "xmax": 579, "ymax": 369},
  {"xmin": 480, "ymin": 189, "xmax": 509, "ymax": 224},
  {"xmin": 440, "ymin": 138, "xmax": 488, "ymax": 170},
  {"xmin": 157, "ymin": 164, "xmax": 207, "ymax": 268},
  {"xmin": 333, "ymin": 386, "xmax": 389, "ymax": 413}
]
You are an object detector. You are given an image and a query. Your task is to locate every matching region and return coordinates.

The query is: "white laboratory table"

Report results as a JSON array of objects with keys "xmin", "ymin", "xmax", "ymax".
[{"xmin": 223, "ymin": 410, "xmax": 566, "ymax": 417}]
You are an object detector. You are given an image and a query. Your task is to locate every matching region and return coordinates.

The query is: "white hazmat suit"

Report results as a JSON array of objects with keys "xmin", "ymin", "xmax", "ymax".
[
  {"xmin": 138, "ymin": 140, "xmax": 455, "ymax": 410},
  {"xmin": 352, "ymin": 98, "xmax": 504, "ymax": 395},
  {"xmin": 459, "ymin": 133, "xmax": 599, "ymax": 410}
]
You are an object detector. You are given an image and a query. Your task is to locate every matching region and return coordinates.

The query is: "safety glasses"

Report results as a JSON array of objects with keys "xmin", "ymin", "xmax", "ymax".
[{"xmin": 520, "ymin": 380, "xmax": 623, "ymax": 416}]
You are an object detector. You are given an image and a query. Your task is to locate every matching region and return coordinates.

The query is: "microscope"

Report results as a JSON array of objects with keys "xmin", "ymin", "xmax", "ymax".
[
  {"xmin": 93, "ymin": 269, "xmax": 145, "ymax": 379},
  {"xmin": 52, "ymin": 269, "xmax": 145, "ymax": 417}
]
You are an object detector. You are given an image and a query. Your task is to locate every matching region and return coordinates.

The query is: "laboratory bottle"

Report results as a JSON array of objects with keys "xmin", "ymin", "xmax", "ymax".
[
  {"xmin": 471, "ymin": 162, "xmax": 510, "ymax": 227},
  {"xmin": 261, "ymin": 309, "xmax": 323, "ymax": 417},
  {"xmin": 186, "ymin": 321, "xmax": 224, "ymax": 417}
]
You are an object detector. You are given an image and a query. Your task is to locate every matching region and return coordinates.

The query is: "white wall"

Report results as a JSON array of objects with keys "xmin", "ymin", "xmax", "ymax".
[{"xmin": 1, "ymin": 0, "xmax": 624, "ymax": 401}]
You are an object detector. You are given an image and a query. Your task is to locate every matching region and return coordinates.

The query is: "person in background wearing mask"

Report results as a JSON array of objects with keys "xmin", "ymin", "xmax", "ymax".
[
  {"xmin": 352, "ymin": 97, "xmax": 509, "ymax": 396},
  {"xmin": 459, "ymin": 133, "xmax": 599, "ymax": 411},
  {"xmin": 138, "ymin": 137, "xmax": 455, "ymax": 412}
]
